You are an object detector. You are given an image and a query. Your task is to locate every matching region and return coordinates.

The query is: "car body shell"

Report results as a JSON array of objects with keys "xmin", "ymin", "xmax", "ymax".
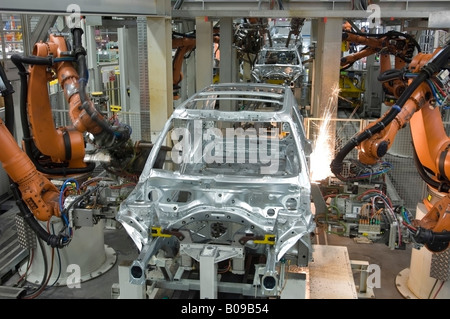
[{"xmin": 116, "ymin": 82, "xmax": 315, "ymax": 297}]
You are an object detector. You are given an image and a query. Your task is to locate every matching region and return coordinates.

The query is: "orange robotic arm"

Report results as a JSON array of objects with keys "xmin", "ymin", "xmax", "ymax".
[
  {"xmin": 341, "ymin": 30, "xmax": 419, "ymax": 104},
  {"xmin": 26, "ymin": 34, "xmax": 87, "ymax": 168},
  {"xmin": 357, "ymin": 81, "xmax": 430, "ymax": 165},
  {"xmin": 11, "ymin": 28, "xmax": 131, "ymax": 174},
  {"xmin": 2, "ymin": 115, "xmax": 71, "ymax": 248},
  {"xmin": 0, "ymin": 118, "xmax": 59, "ymax": 221},
  {"xmin": 340, "ymin": 30, "xmax": 418, "ymax": 70},
  {"xmin": 172, "ymin": 31, "xmax": 220, "ymax": 99},
  {"xmin": 331, "ymin": 45, "xmax": 450, "ymax": 252},
  {"xmin": 1, "ymin": 111, "xmax": 72, "ymax": 248},
  {"xmin": 172, "ymin": 34, "xmax": 196, "ymax": 100}
]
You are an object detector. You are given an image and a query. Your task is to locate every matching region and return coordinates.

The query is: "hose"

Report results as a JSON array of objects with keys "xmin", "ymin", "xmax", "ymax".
[
  {"xmin": 21, "ymin": 237, "xmax": 48, "ymax": 299},
  {"xmin": 72, "ymin": 28, "xmax": 130, "ymax": 145},
  {"xmin": 3, "ymin": 94, "xmax": 15, "ymax": 136},
  {"xmin": 413, "ymin": 227, "xmax": 450, "ymax": 252},
  {"xmin": 0, "ymin": 62, "xmax": 15, "ymax": 135},
  {"xmin": 377, "ymin": 69, "xmax": 404, "ymax": 82},
  {"xmin": 331, "ymin": 45, "xmax": 450, "ymax": 178}
]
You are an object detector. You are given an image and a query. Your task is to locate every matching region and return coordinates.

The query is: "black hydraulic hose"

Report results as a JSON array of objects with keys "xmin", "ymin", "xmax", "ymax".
[
  {"xmin": 413, "ymin": 227, "xmax": 450, "ymax": 251},
  {"xmin": 378, "ymin": 69, "xmax": 404, "ymax": 82},
  {"xmin": 10, "ymin": 54, "xmax": 32, "ymax": 152},
  {"xmin": 173, "ymin": 31, "xmax": 196, "ymax": 39},
  {"xmin": 331, "ymin": 44, "xmax": 450, "ymax": 178},
  {"xmin": 11, "ymin": 55, "xmax": 53, "ymax": 66},
  {"xmin": 71, "ymin": 28, "xmax": 87, "ymax": 105},
  {"xmin": 0, "ymin": 62, "xmax": 15, "ymax": 135},
  {"xmin": 3, "ymin": 94, "xmax": 15, "ymax": 135},
  {"xmin": 72, "ymin": 28, "xmax": 127, "ymax": 142},
  {"xmin": 11, "ymin": 183, "xmax": 67, "ymax": 248},
  {"xmin": 10, "ymin": 54, "xmax": 95, "ymax": 175}
]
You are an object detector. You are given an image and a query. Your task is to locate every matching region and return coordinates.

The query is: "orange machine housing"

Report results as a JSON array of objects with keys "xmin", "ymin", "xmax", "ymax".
[{"xmin": 0, "ymin": 119, "xmax": 59, "ymax": 221}]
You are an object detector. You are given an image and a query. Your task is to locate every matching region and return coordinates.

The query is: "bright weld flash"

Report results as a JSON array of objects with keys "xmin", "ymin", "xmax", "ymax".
[{"xmin": 310, "ymin": 84, "xmax": 340, "ymax": 182}]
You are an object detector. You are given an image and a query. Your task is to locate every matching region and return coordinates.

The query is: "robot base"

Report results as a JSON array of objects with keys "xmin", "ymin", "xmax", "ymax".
[
  {"xmin": 396, "ymin": 203, "xmax": 450, "ymax": 299},
  {"xmin": 19, "ymin": 219, "xmax": 116, "ymax": 287}
]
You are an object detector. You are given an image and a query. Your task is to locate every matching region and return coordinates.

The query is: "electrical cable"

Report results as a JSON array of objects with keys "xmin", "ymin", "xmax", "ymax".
[
  {"xmin": 21, "ymin": 237, "xmax": 48, "ymax": 299},
  {"xmin": 61, "ymin": 185, "xmax": 98, "ymax": 219},
  {"xmin": 427, "ymin": 79, "xmax": 443, "ymax": 105},
  {"xmin": 48, "ymin": 223, "xmax": 62, "ymax": 287},
  {"xmin": 433, "ymin": 281, "xmax": 445, "ymax": 299},
  {"xmin": 428, "ymin": 279, "xmax": 439, "ymax": 299},
  {"xmin": 15, "ymin": 248, "xmax": 34, "ymax": 288}
]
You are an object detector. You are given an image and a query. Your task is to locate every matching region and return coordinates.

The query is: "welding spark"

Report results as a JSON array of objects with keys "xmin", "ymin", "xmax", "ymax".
[{"xmin": 310, "ymin": 84, "xmax": 340, "ymax": 182}]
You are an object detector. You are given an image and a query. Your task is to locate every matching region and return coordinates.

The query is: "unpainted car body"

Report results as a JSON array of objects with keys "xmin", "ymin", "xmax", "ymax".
[
  {"xmin": 116, "ymin": 82, "xmax": 315, "ymax": 298},
  {"xmin": 252, "ymin": 46, "xmax": 304, "ymax": 88}
]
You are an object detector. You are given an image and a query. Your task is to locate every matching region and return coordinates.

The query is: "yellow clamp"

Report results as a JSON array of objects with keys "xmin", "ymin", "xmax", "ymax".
[
  {"xmin": 151, "ymin": 227, "xmax": 172, "ymax": 238},
  {"xmin": 110, "ymin": 105, "xmax": 122, "ymax": 112},
  {"xmin": 254, "ymin": 234, "xmax": 276, "ymax": 245}
]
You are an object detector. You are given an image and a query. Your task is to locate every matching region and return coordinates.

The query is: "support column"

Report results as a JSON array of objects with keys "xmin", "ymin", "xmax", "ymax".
[
  {"xmin": 311, "ymin": 18, "xmax": 342, "ymax": 119},
  {"xmin": 195, "ymin": 17, "xmax": 213, "ymax": 92},
  {"xmin": 219, "ymin": 17, "xmax": 237, "ymax": 84},
  {"xmin": 117, "ymin": 260, "xmax": 146, "ymax": 299},
  {"xmin": 199, "ymin": 246, "xmax": 219, "ymax": 299},
  {"xmin": 85, "ymin": 16, "xmax": 102, "ymax": 93},
  {"xmin": 118, "ymin": 27, "xmax": 129, "ymax": 112},
  {"xmin": 147, "ymin": 11, "xmax": 173, "ymax": 142},
  {"xmin": 180, "ymin": 19, "xmax": 196, "ymax": 102},
  {"xmin": 119, "ymin": 26, "xmax": 140, "ymax": 142}
]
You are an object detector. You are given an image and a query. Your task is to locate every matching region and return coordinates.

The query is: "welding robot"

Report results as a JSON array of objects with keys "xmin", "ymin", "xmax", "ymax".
[
  {"xmin": 340, "ymin": 23, "xmax": 421, "ymax": 108},
  {"xmin": 0, "ymin": 27, "xmax": 159, "ymax": 293},
  {"xmin": 331, "ymin": 42, "xmax": 450, "ymax": 298}
]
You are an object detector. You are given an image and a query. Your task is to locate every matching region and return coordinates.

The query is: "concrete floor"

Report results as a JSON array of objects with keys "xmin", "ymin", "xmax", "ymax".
[{"xmin": 0, "ymin": 210, "xmax": 415, "ymax": 300}]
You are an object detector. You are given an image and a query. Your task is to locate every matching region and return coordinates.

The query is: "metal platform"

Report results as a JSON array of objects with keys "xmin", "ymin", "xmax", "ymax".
[{"xmin": 309, "ymin": 244, "xmax": 358, "ymax": 299}]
